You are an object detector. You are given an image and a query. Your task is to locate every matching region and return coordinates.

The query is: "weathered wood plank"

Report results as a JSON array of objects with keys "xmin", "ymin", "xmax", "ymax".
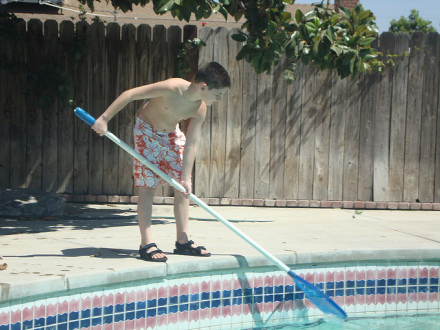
[
  {"xmin": 223, "ymin": 28, "xmax": 242, "ymax": 198},
  {"xmin": 73, "ymin": 22, "xmax": 91, "ymax": 195},
  {"xmin": 270, "ymin": 60, "xmax": 287, "ymax": 199},
  {"xmin": 312, "ymin": 69, "xmax": 332, "ymax": 200},
  {"xmin": 418, "ymin": 32, "xmax": 439, "ymax": 202},
  {"xmin": 254, "ymin": 69, "xmax": 273, "ymax": 199},
  {"xmin": 167, "ymin": 25, "xmax": 182, "ymax": 79},
  {"xmin": 343, "ymin": 77, "xmax": 362, "ymax": 201},
  {"xmin": 183, "ymin": 25, "xmax": 198, "ymax": 82},
  {"xmin": 298, "ymin": 64, "xmax": 315, "ymax": 199},
  {"xmin": 0, "ymin": 26, "xmax": 11, "ymax": 187},
  {"xmin": 101, "ymin": 23, "xmax": 120, "ymax": 195},
  {"xmin": 284, "ymin": 63, "xmax": 302, "ymax": 200},
  {"xmin": 42, "ymin": 20, "xmax": 59, "ymax": 192},
  {"xmin": 328, "ymin": 72, "xmax": 346, "ymax": 201},
  {"xmin": 373, "ymin": 33, "xmax": 395, "ymax": 201},
  {"xmin": 435, "ymin": 34, "xmax": 440, "ymax": 202},
  {"xmin": 209, "ymin": 27, "xmax": 229, "ymax": 197},
  {"xmin": 88, "ymin": 22, "xmax": 106, "ymax": 194},
  {"xmin": 117, "ymin": 24, "xmax": 137, "ymax": 196},
  {"xmin": 403, "ymin": 32, "xmax": 425, "ymax": 202},
  {"xmin": 9, "ymin": 20, "xmax": 27, "ymax": 189},
  {"xmin": 57, "ymin": 21, "xmax": 75, "ymax": 194},
  {"xmin": 357, "ymin": 72, "xmax": 375, "ymax": 201},
  {"xmin": 195, "ymin": 27, "xmax": 214, "ymax": 197},
  {"xmin": 26, "ymin": 19, "xmax": 44, "ymax": 190},
  {"xmin": 239, "ymin": 62, "xmax": 257, "ymax": 199},
  {"xmin": 389, "ymin": 33, "xmax": 410, "ymax": 202}
]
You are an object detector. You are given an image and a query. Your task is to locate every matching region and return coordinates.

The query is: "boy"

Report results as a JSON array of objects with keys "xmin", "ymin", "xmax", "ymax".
[{"xmin": 91, "ymin": 62, "xmax": 231, "ymax": 262}]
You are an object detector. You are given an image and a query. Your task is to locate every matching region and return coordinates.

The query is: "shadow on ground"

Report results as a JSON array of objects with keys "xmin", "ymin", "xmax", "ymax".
[{"xmin": 0, "ymin": 203, "xmax": 172, "ymax": 236}]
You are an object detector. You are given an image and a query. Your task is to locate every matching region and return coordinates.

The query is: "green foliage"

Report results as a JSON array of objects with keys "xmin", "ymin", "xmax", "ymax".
[
  {"xmin": 77, "ymin": 0, "xmax": 382, "ymax": 79},
  {"xmin": 175, "ymin": 38, "xmax": 206, "ymax": 78},
  {"xmin": 389, "ymin": 9, "xmax": 437, "ymax": 34}
]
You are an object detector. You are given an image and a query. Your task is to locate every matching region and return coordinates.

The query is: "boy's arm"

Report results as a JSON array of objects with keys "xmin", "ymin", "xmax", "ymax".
[
  {"xmin": 179, "ymin": 103, "xmax": 207, "ymax": 195},
  {"xmin": 92, "ymin": 79, "xmax": 177, "ymax": 136}
]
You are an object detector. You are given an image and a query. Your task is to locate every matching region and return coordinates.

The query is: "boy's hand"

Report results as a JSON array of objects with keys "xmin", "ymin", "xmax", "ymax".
[
  {"xmin": 92, "ymin": 116, "xmax": 108, "ymax": 136},
  {"xmin": 179, "ymin": 179, "xmax": 192, "ymax": 198}
]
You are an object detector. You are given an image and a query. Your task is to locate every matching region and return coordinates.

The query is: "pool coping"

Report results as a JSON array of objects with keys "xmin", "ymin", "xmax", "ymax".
[{"xmin": 2, "ymin": 248, "xmax": 440, "ymax": 305}]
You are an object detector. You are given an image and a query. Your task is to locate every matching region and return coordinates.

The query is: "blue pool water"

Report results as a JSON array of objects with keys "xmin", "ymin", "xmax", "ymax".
[{"xmin": 258, "ymin": 313, "xmax": 440, "ymax": 329}]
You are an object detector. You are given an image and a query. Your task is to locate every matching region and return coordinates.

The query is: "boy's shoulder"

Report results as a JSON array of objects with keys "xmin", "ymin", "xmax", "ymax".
[{"xmin": 161, "ymin": 77, "xmax": 191, "ymax": 89}]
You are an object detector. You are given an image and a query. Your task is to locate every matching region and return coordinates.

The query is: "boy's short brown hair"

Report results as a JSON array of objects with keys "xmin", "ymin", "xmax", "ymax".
[{"xmin": 194, "ymin": 62, "xmax": 231, "ymax": 90}]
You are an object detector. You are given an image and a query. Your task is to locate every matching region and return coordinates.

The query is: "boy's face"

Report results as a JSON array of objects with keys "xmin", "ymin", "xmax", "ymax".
[{"xmin": 202, "ymin": 87, "xmax": 228, "ymax": 106}]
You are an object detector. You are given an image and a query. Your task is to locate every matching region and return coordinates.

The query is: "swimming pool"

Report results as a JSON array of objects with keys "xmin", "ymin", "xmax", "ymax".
[{"xmin": 1, "ymin": 260, "xmax": 438, "ymax": 329}]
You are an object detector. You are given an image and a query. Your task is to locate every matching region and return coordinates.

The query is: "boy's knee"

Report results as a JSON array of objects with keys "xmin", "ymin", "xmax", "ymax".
[{"xmin": 138, "ymin": 187, "xmax": 156, "ymax": 198}]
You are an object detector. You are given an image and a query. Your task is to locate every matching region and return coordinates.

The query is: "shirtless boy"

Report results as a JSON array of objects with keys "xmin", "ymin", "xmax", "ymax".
[{"xmin": 92, "ymin": 62, "xmax": 231, "ymax": 262}]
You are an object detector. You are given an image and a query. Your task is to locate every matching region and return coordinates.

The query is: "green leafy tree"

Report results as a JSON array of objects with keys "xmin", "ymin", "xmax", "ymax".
[
  {"xmin": 389, "ymin": 9, "xmax": 437, "ymax": 34},
  {"xmin": 78, "ymin": 0, "xmax": 383, "ymax": 79}
]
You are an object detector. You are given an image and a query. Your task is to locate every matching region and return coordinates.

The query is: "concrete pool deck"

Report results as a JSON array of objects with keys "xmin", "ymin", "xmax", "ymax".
[{"xmin": 1, "ymin": 203, "xmax": 440, "ymax": 303}]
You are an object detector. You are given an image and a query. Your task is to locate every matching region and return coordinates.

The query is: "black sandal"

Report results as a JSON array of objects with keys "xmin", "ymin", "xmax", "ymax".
[
  {"xmin": 139, "ymin": 243, "xmax": 168, "ymax": 262},
  {"xmin": 174, "ymin": 240, "xmax": 211, "ymax": 257}
]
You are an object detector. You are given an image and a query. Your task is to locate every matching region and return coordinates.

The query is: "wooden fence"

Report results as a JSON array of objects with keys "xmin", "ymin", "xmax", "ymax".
[{"xmin": 1, "ymin": 20, "xmax": 440, "ymax": 202}]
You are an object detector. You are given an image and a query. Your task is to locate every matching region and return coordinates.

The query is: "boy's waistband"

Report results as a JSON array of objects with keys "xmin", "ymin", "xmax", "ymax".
[{"xmin": 135, "ymin": 117, "xmax": 180, "ymax": 137}]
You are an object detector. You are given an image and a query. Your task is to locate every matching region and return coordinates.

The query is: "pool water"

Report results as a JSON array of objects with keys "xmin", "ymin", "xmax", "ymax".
[{"xmin": 257, "ymin": 313, "xmax": 440, "ymax": 329}]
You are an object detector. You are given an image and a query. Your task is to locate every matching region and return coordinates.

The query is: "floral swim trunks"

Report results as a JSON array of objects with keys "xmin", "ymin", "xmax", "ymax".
[{"xmin": 133, "ymin": 117, "xmax": 186, "ymax": 188}]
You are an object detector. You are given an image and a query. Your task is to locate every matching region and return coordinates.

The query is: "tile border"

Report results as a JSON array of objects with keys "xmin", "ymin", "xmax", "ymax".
[{"xmin": 60, "ymin": 194, "xmax": 440, "ymax": 211}]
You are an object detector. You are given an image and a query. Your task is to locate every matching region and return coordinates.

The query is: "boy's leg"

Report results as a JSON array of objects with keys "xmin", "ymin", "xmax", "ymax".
[
  {"xmin": 137, "ymin": 186, "xmax": 167, "ymax": 259},
  {"xmin": 173, "ymin": 188, "xmax": 210, "ymax": 255}
]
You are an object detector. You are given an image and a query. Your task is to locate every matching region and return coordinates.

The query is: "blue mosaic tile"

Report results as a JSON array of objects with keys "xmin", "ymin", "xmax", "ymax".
[
  {"xmin": 68, "ymin": 321, "xmax": 79, "ymax": 330},
  {"xmin": 80, "ymin": 319, "xmax": 91, "ymax": 328},
  {"xmin": 91, "ymin": 317, "xmax": 102, "ymax": 326},
  {"xmin": 137, "ymin": 301, "xmax": 146, "ymax": 309},
  {"xmin": 136, "ymin": 310, "xmax": 146, "ymax": 319}
]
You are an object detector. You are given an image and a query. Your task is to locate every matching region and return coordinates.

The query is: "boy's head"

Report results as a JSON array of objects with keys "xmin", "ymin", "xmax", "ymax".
[
  {"xmin": 195, "ymin": 62, "xmax": 231, "ymax": 106},
  {"xmin": 195, "ymin": 62, "xmax": 231, "ymax": 90}
]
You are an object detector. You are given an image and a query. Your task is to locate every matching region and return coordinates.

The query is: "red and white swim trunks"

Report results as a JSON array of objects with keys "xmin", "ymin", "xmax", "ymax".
[{"xmin": 133, "ymin": 117, "xmax": 186, "ymax": 188}]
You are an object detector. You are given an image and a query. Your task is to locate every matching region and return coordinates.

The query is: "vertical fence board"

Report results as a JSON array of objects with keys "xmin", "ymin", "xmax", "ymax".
[
  {"xmin": 373, "ymin": 33, "xmax": 395, "ymax": 201},
  {"xmin": 389, "ymin": 33, "xmax": 410, "ymax": 201},
  {"xmin": 26, "ymin": 20, "xmax": 44, "ymax": 190},
  {"xmin": 404, "ymin": 32, "xmax": 425, "ymax": 202},
  {"xmin": 239, "ymin": 62, "xmax": 257, "ymax": 198},
  {"xmin": 117, "ymin": 24, "xmax": 137, "ymax": 196},
  {"xmin": 57, "ymin": 21, "xmax": 75, "ymax": 194},
  {"xmin": 269, "ymin": 61, "xmax": 287, "ymax": 199},
  {"xmin": 298, "ymin": 65, "xmax": 315, "ymax": 199},
  {"xmin": 88, "ymin": 22, "xmax": 106, "ymax": 194},
  {"xmin": 73, "ymin": 21, "xmax": 91, "ymax": 195},
  {"xmin": 357, "ymin": 73, "xmax": 375, "ymax": 201},
  {"xmin": 313, "ymin": 69, "xmax": 332, "ymax": 200},
  {"xmin": 209, "ymin": 27, "xmax": 229, "ymax": 197},
  {"xmin": 195, "ymin": 27, "xmax": 214, "ymax": 197},
  {"xmin": 284, "ymin": 63, "xmax": 302, "ymax": 200},
  {"xmin": 0, "ymin": 28, "xmax": 11, "ymax": 187},
  {"xmin": 436, "ymin": 34, "xmax": 440, "ymax": 202},
  {"xmin": 102, "ymin": 23, "xmax": 121, "ymax": 195},
  {"xmin": 328, "ymin": 73, "xmax": 346, "ymax": 201},
  {"xmin": 167, "ymin": 25, "xmax": 181, "ymax": 79},
  {"xmin": 343, "ymin": 78, "xmax": 362, "ymax": 201},
  {"xmin": 254, "ymin": 70, "xmax": 273, "ymax": 199},
  {"xmin": 419, "ymin": 32, "xmax": 439, "ymax": 202},
  {"xmin": 224, "ymin": 29, "xmax": 242, "ymax": 198},
  {"xmin": 41, "ymin": 20, "xmax": 59, "ymax": 192}
]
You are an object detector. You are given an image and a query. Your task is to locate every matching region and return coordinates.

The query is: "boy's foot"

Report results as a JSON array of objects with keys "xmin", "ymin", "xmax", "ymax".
[
  {"xmin": 174, "ymin": 240, "xmax": 211, "ymax": 257},
  {"xmin": 139, "ymin": 243, "xmax": 168, "ymax": 262}
]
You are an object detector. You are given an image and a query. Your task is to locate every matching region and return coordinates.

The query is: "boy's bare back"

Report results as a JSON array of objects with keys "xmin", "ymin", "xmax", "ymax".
[{"xmin": 138, "ymin": 78, "xmax": 204, "ymax": 133}]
